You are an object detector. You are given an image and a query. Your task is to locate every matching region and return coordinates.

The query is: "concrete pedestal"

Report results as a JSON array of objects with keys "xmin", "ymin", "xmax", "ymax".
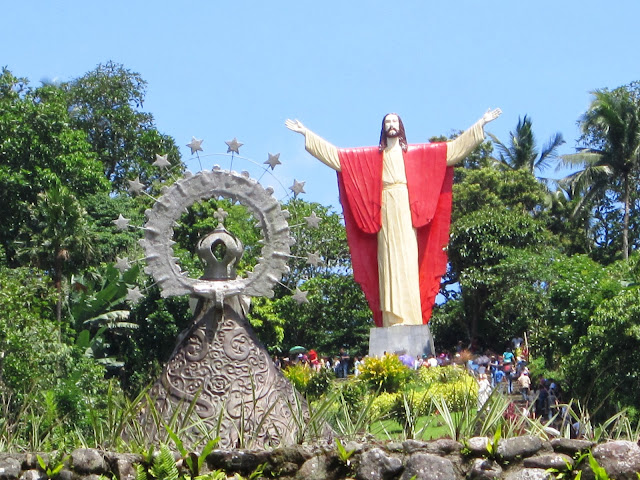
[{"xmin": 368, "ymin": 324, "xmax": 435, "ymax": 358}]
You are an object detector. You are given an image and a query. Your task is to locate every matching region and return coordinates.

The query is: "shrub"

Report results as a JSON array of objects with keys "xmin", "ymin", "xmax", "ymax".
[
  {"xmin": 390, "ymin": 390, "xmax": 435, "ymax": 435},
  {"xmin": 306, "ymin": 367, "xmax": 334, "ymax": 399},
  {"xmin": 418, "ymin": 364, "xmax": 469, "ymax": 385},
  {"xmin": 283, "ymin": 363, "xmax": 313, "ymax": 394},
  {"xmin": 358, "ymin": 355, "xmax": 411, "ymax": 393},
  {"xmin": 418, "ymin": 367, "xmax": 478, "ymax": 411},
  {"xmin": 335, "ymin": 379, "xmax": 368, "ymax": 417},
  {"xmin": 369, "ymin": 392, "xmax": 400, "ymax": 419}
]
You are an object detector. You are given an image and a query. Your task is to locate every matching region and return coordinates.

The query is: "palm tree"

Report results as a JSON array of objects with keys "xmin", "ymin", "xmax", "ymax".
[
  {"xmin": 18, "ymin": 182, "xmax": 94, "ymax": 327},
  {"xmin": 488, "ymin": 115, "xmax": 565, "ymax": 177},
  {"xmin": 560, "ymin": 86, "xmax": 640, "ymax": 261}
]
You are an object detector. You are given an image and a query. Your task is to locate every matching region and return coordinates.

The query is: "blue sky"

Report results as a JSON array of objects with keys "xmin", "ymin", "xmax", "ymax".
[{"xmin": 3, "ymin": 0, "xmax": 640, "ymax": 209}]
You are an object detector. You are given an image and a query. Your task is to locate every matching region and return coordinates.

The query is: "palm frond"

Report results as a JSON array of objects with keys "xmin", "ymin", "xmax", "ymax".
[{"xmin": 535, "ymin": 132, "xmax": 565, "ymax": 172}]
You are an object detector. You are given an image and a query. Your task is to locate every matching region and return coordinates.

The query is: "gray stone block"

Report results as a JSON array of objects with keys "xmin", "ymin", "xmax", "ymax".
[
  {"xmin": 468, "ymin": 458, "xmax": 502, "ymax": 479},
  {"xmin": 369, "ymin": 324, "xmax": 435, "ymax": 358},
  {"xmin": 523, "ymin": 453, "xmax": 573, "ymax": 470},
  {"xmin": 355, "ymin": 448, "xmax": 402, "ymax": 480},
  {"xmin": 504, "ymin": 468, "xmax": 552, "ymax": 480},
  {"xmin": 497, "ymin": 436, "xmax": 544, "ymax": 462},
  {"xmin": 592, "ymin": 440, "xmax": 640, "ymax": 480},
  {"xmin": 71, "ymin": 449, "xmax": 107, "ymax": 474},
  {"xmin": 0, "ymin": 456, "xmax": 22, "ymax": 480},
  {"xmin": 401, "ymin": 453, "xmax": 455, "ymax": 480}
]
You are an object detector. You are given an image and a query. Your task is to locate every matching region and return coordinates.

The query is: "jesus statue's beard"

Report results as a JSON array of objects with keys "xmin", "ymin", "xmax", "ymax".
[{"xmin": 385, "ymin": 128, "xmax": 399, "ymax": 138}]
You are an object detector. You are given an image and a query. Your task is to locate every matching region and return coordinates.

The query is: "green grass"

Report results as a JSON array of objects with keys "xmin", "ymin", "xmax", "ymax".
[{"xmin": 369, "ymin": 414, "xmax": 454, "ymax": 440}]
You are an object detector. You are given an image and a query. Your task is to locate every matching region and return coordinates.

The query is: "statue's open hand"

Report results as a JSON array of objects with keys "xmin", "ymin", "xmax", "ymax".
[
  {"xmin": 285, "ymin": 119, "xmax": 306, "ymax": 135},
  {"xmin": 481, "ymin": 108, "xmax": 502, "ymax": 125}
]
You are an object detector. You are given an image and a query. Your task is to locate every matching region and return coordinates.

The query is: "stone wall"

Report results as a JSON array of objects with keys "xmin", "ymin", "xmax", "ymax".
[{"xmin": 2, "ymin": 437, "xmax": 640, "ymax": 480}]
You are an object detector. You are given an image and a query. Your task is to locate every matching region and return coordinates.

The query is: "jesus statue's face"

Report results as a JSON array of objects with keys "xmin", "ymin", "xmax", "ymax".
[{"xmin": 384, "ymin": 114, "xmax": 400, "ymax": 138}]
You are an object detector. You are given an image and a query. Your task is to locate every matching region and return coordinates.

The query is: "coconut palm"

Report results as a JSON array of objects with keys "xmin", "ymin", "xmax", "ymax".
[
  {"xmin": 488, "ymin": 115, "xmax": 565, "ymax": 177},
  {"xmin": 560, "ymin": 86, "xmax": 640, "ymax": 261}
]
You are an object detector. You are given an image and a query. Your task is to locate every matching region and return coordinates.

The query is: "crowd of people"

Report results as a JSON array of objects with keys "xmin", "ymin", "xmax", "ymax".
[
  {"xmin": 273, "ymin": 347, "xmax": 360, "ymax": 379},
  {"xmin": 470, "ymin": 340, "xmax": 572, "ymax": 435},
  {"xmin": 274, "ymin": 346, "xmax": 461, "ymax": 379},
  {"xmin": 276, "ymin": 338, "xmax": 570, "ymax": 433}
]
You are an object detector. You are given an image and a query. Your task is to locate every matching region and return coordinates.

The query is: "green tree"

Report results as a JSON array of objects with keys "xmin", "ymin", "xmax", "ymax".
[
  {"xmin": 62, "ymin": 61, "xmax": 182, "ymax": 191},
  {"xmin": 0, "ymin": 266, "xmax": 113, "ymax": 447},
  {"xmin": 268, "ymin": 199, "xmax": 371, "ymax": 355},
  {"xmin": 442, "ymin": 161, "xmax": 550, "ymax": 346},
  {"xmin": 561, "ymin": 85, "xmax": 640, "ymax": 261},
  {"xmin": 273, "ymin": 273, "xmax": 372, "ymax": 356},
  {"xmin": 446, "ymin": 207, "xmax": 549, "ymax": 344},
  {"xmin": 564, "ymin": 263, "xmax": 640, "ymax": 420},
  {"xmin": 17, "ymin": 182, "xmax": 94, "ymax": 326},
  {"xmin": 0, "ymin": 69, "xmax": 108, "ymax": 265}
]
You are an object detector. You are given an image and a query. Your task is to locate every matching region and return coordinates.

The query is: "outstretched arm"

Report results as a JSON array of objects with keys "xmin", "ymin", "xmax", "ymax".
[
  {"xmin": 446, "ymin": 108, "xmax": 502, "ymax": 167},
  {"xmin": 285, "ymin": 119, "xmax": 308, "ymax": 136},
  {"xmin": 285, "ymin": 118, "xmax": 341, "ymax": 171}
]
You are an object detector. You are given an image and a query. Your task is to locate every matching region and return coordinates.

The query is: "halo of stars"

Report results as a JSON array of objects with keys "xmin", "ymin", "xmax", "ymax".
[{"xmin": 113, "ymin": 135, "xmax": 325, "ymax": 305}]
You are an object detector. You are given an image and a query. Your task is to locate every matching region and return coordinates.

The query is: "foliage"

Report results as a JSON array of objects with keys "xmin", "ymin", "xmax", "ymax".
[
  {"xmin": 141, "ymin": 444, "xmax": 179, "ymax": 480},
  {"xmin": 82, "ymin": 191, "xmax": 147, "ymax": 265},
  {"xmin": 121, "ymin": 287, "xmax": 191, "ymax": 394},
  {"xmin": 334, "ymin": 378, "xmax": 369, "ymax": 419},
  {"xmin": 452, "ymin": 166, "xmax": 548, "ymax": 222},
  {"xmin": 274, "ymin": 273, "xmax": 372, "ymax": 355},
  {"xmin": 305, "ymin": 366, "xmax": 334, "ymax": 399},
  {"xmin": 62, "ymin": 61, "xmax": 182, "ymax": 192},
  {"xmin": 282, "ymin": 364, "xmax": 313, "ymax": 395},
  {"xmin": 417, "ymin": 367, "xmax": 478, "ymax": 412},
  {"xmin": 418, "ymin": 365, "xmax": 470, "ymax": 385},
  {"xmin": 0, "ymin": 68, "xmax": 108, "ymax": 265},
  {"xmin": 37, "ymin": 452, "xmax": 70, "ymax": 479},
  {"xmin": 335, "ymin": 438, "xmax": 355, "ymax": 468},
  {"xmin": 587, "ymin": 452, "xmax": 613, "ymax": 480},
  {"xmin": 268, "ymin": 199, "xmax": 372, "ymax": 355},
  {"xmin": 561, "ymin": 83, "xmax": 640, "ymax": 261},
  {"xmin": 563, "ymin": 281, "xmax": 640, "ymax": 421},
  {"xmin": 331, "ymin": 388, "xmax": 378, "ymax": 440},
  {"xmin": 18, "ymin": 182, "xmax": 96, "ymax": 323},
  {"xmin": 390, "ymin": 390, "xmax": 436, "ymax": 439},
  {"xmin": 166, "ymin": 425, "xmax": 219, "ymax": 478},
  {"xmin": 447, "ymin": 205, "xmax": 549, "ymax": 342},
  {"xmin": 357, "ymin": 355, "xmax": 411, "ymax": 393},
  {"xmin": 369, "ymin": 392, "xmax": 400, "ymax": 419},
  {"xmin": 488, "ymin": 114, "xmax": 565, "ymax": 176}
]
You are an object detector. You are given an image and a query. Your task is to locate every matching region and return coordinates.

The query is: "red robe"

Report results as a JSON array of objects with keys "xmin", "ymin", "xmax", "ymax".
[{"xmin": 336, "ymin": 143, "xmax": 453, "ymax": 327}]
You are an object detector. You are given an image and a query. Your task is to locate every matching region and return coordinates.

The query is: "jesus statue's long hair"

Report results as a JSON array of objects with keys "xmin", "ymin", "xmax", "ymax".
[{"xmin": 379, "ymin": 113, "xmax": 408, "ymax": 153}]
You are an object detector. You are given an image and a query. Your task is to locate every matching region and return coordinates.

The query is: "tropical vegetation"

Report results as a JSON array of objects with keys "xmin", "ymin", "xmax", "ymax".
[{"xmin": 0, "ymin": 62, "xmax": 639, "ymax": 452}]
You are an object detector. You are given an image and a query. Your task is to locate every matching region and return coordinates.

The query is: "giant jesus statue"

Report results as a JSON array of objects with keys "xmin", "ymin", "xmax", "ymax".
[{"xmin": 286, "ymin": 109, "xmax": 501, "ymax": 328}]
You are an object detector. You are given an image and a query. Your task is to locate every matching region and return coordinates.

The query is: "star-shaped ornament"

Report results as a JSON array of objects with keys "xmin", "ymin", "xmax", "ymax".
[
  {"xmin": 126, "ymin": 286, "xmax": 144, "ymax": 304},
  {"xmin": 292, "ymin": 288, "xmax": 309, "ymax": 304},
  {"xmin": 214, "ymin": 207, "xmax": 229, "ymax": 226},
  {"xmin": 114, "ymin": 256, "xmax": 131, "ymax": 273},
  {"xmin": 306, "ymin": 252, "xmax": 322, "ymax": 267},
  {"xmin": 187, "ymin": 137, "xmax": 204, "ymax": 154},
  {"xmin": 304, "ymin": 211, "xmax": 322, "ymax": 229},
  {"xmin": 153, "ymin": 153, "xmax": 171, "ymax": 168},
  {"xmin": 127, "ymin": 177, "xmax": 145, "ymax": 195},
  {"xmin": 290, "ymin": 179, "xmax": 306, "ymax": 197},
  {"xmin": 113, "ymin": 214, "xmax": 130, "ymax": 230},
  {"xmin": 225, "ymin": 138, "xmax": 243, "ymax": 154},
  {"xmin": 264, "ymin": 153, "xmax": 281, "ymax": 170}
]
